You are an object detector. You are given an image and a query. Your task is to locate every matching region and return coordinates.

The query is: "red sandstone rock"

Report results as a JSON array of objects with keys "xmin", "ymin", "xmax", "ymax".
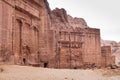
[
  {"xmin": 51, "ymin": 8, "xmax": 88, "ymax": 30},
  {"xmin": 0, "ymin": 0, "xmax": 115, "ymax": 69}
]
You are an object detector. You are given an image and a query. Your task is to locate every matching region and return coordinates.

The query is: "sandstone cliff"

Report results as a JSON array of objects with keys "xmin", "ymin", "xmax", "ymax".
[
  {"xmin": 0, "ymin": 0, "xmax": 52, "ymax": 64},
  {"xmin": 51, "ymin": 8, "xmax": 88, "ymax": 30}
]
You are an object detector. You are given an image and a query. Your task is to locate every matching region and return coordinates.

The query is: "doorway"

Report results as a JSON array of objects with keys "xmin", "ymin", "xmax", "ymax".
[
  {"xmin": 44, "ymin": 63, "xmax": 48, "ymax": 68},
  {"xmin": 23, "ymin": 58, "xmax": 26, "ymax": 65}
]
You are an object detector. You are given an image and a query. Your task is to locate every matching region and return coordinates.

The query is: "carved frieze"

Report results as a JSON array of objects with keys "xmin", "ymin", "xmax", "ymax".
[{"xmin": 15, "ymin": 0, "xmax": 40, "ymax": 18}]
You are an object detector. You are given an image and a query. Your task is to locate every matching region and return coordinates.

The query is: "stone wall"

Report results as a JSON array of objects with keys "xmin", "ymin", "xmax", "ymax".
[
  {"xmin": 101, "ymin": 46, "xmax": 115, "ymax": 67},
  {"xmin": 0, "ymin": 0, "xmax": 14, "ymax": 63},
  {"xmin": 55, "ymin": 30, "xmax": 84, "ymax": 68},
  {"xmin": 83, "ymin": 28, "xmax": 101, "ymax": 67},
  {"xmin": 101, "ymin": 40, "xmax": 120, "ymax": 66},
  {"xmin": 48, "ymin": 27, "xmax": 101, "ymax": 68},
  {"xmin": 0, "ymin": 0, "xmax": 51, "ymax": 66}
]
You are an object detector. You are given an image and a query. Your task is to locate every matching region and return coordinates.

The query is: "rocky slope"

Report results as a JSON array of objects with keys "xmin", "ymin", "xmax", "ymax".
[
  {"xmin": 101, "ymin": 40, "xmax": 120, "ymax": 54},
  {"xmin": 51, "ymin": 8, "xmax": 89, "ymax": 29}
]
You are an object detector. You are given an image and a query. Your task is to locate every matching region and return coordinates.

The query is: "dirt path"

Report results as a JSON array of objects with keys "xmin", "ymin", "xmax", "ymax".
[{"xmin": 0, "ymin": 65, "xmax": 120, "ymax": 80}]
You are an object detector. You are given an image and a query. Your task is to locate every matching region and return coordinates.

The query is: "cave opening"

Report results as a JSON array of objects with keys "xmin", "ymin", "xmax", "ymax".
[{"xmin": 44, "ymin": 62, "xmax": 48, "ymax": 68}]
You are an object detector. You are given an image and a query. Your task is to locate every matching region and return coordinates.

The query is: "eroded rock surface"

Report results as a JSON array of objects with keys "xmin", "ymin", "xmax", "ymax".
[{"xmin": 51, "ymin": 8, "xmax": 88, "ymax": 29}]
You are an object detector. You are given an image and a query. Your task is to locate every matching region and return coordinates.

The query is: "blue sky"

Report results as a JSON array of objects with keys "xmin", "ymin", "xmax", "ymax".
[{"xmin": 48, "ymin": 0, "xmax": 120, "ymax": 42}]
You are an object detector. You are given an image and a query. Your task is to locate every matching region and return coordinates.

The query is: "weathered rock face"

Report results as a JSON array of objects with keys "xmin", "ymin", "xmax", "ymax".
[
  {"xmin": 101, "ymin": 40, "xmax": 120, "ymax": 66},
  {"xmin": 52, "ymin": 8, "xmax": 68, "ymax": 23},
  {"xmin": 68, "ymin": 15, "xmax": 88, "ymax": 28},
  {"xmin": 101, "ymin": 46, "xmax": 115, "ymax": 67},
  {"xmin": 51, "ymin": 8, "xmax": 88, "ymax": 30},
  {"xmin": 0, "ymin": 0, "xmax": 51, "ymax": 66},
  {"xmin": 49, "ymin": 8, "xmax": 116, "ymax": 68},
  {"xmin": 0, "ymin": 0, "xmax": 115, "ymax": 68},
  {"xmin": 49, "ymin": 8, "xmax": 102, "ymax": 68}
]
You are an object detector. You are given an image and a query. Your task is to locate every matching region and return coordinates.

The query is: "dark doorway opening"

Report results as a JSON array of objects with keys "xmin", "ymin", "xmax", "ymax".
[
  {"xmin": 23, "ymin": 58, "xmax": 26, "ymax": 65},
  {"xmin": 74, "ymin": 67, "xmax": 77, "ymax": 69},
  {"xmin": 44, "ymin": 63, "xmax": 48, "ymax": 68}
]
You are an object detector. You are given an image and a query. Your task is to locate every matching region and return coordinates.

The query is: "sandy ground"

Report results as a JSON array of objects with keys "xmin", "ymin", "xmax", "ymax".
[{"xmin": 0, "ymin": 65, "xmax": 120, "ymax": 80}]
